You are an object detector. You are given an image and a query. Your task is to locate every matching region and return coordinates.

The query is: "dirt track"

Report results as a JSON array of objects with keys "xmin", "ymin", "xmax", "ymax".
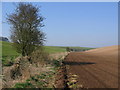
[{"xmin": 64, "ymin": 46, "xmax": 118, "ymax": 88}]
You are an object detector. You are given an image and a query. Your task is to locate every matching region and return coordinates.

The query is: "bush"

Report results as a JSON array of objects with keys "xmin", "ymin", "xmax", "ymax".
[
  {"xmin": 31, "ymin": 48, "xmax": 49, "ymax": 66},
  {"xmin": 66, "ymin": 47, "xmax": 70, "ymax": 52}
]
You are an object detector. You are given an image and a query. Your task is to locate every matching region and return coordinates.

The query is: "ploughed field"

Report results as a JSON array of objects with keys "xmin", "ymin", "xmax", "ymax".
[{"xmin": 64, "ymin": 45, "xmax": 118, "ymax": 88}]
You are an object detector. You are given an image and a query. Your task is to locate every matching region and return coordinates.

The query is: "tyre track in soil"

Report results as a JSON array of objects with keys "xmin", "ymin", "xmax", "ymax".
[
  {"xmin": 80, "ymin": 65, "xmax": 117, "ymax": 88},
  {"xmin": 64, "ymin": 46, "xmax": 118, "ymax": 88}
]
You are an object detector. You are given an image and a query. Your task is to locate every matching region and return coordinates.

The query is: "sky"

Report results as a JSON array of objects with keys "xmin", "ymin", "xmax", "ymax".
[{"xmin": 2, "ymin": 2, "xmax": 118, "ymax": 47}]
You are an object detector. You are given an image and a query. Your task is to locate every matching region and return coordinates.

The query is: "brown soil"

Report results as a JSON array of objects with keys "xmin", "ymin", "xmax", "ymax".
[
  {"xmin": 55, "ymin": 65, "xmax": 68, "ymax": 88},
  {"xmin": 54, "ymin": 53, "xmax": 69, "ymax": 88},
  {"xmin": 64, "ymin": 45, "xmax": 118, "ymax": 88}
]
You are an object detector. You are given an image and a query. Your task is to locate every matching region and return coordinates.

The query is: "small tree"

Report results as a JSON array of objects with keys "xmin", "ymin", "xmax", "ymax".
[{"xmin": 7, "ymin": 3, "xmax": 45, "ymax": 56}]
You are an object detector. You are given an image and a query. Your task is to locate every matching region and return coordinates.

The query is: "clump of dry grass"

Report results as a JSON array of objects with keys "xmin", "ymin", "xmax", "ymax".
[
  {"xmin": 2, "ymin": 54, "xmax": 50, "ymax": 88},
  {"xmin": 31, "ymin": 48, "xmax": 50, "ymax": 66}
]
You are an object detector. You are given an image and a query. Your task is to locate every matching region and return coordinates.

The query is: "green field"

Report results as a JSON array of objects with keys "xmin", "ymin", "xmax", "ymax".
[
  {"xmin": 1, "ymin": 41, "xmax": 66, "ymax": 57},
  {"xmin": 1, "ymin": 41, "xmax": 94, "ymax": 56},
  {"xmin": 1, "ymin": 41, "xmax": 19, "ymax": 57},
  {"xmin": 44, "ymin": 46, "xmax": 66, "ymax": 53},
  {"xmin": 1, "ymin": 41, "xmax": 94, "ymax": 66}
]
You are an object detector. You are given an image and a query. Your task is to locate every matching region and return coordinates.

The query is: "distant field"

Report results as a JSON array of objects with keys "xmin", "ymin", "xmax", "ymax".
[
  {"xmin": 1, "ymin": 41, "xmax": 94, "ymax": 56},
  {"xmin": 1, "ymin": 41, "xmax": 19, "ymax": 57},
  {"xmin": 68, "ymin": 46, "xmax": 94, "ymax": 51},
  {"xmin": 1, "ymin": 41, "xmax": 19, "ymax": 66},
  {"xmin": 44, "ymin": 46, "xmax": 66, "ymax": 53},
  {"xmin": 1, "ymin": 41, "xmax": 94, "ymax": 66},
  {"xmin": 44, "ymin": 46, "xmax": 94, "ymax": 54},
  {"xmin": 1, "ymin": 41, "xmax": 65, "ymax": 57}
]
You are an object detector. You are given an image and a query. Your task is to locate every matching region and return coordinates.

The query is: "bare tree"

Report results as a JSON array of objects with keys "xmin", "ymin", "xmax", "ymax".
[{"xmin": 7, "ymin": 3, "xmax": 45, "ymax": 56}]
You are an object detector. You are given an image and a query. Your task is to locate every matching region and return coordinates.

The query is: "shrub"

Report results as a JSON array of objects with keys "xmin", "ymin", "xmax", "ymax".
[
  {"xmin": 31, "ymin": 48, "xmax": 49, "ymax": 66},
  {"xmin": 66, "ymin": 47, "xmax": 70, "ymax": 52}
]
